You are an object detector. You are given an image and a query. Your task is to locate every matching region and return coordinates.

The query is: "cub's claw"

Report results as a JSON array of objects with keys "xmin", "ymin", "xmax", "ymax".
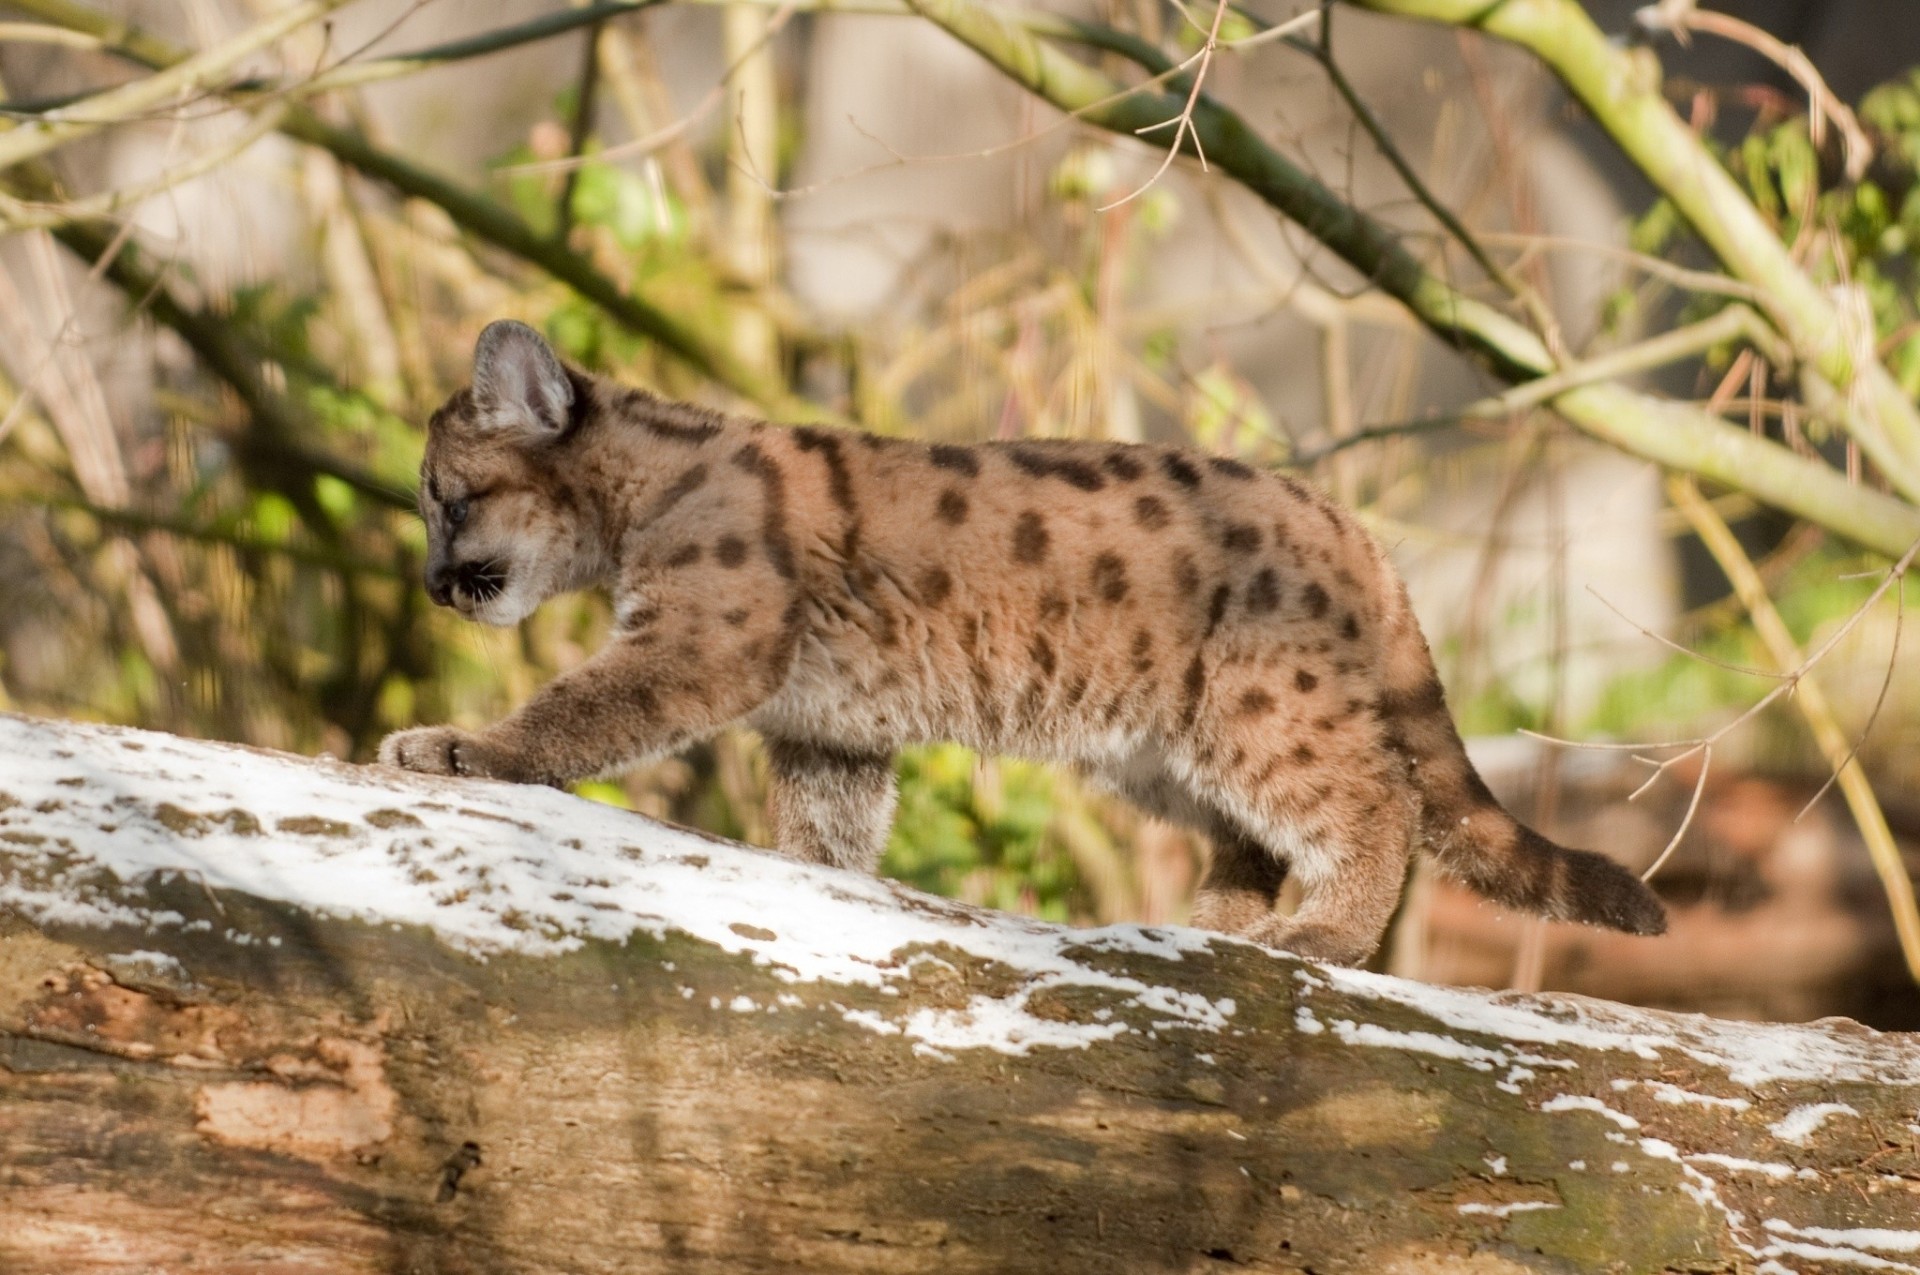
[
  {"xmin": 378, "ymin": 726, "xmax": 540, "ymax": 783},
  {"xmin": 379, "ymin": 725, "xmax": 478, "ymax": 777}
]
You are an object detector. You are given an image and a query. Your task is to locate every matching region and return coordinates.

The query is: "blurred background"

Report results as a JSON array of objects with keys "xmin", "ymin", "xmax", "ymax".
[{"xmin": 1, "ymin": 0, "xmax": 1917, "ymax": 1025}]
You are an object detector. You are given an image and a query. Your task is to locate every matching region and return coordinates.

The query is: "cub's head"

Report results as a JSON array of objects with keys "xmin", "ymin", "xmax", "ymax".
[{"xmin": 416, "ymin": 321, "xmax": 603, "ymax": 626}]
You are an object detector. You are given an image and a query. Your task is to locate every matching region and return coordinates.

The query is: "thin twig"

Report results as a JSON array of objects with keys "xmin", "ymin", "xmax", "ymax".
[
  {"xmin": 1667, "ymin": 475, "xmax": 1920, "ymax": 983},
  {"xmin": 1293, "ymin": 304, "xmax": 1784, "ymax": 465},
  {"xmin": 0, "ymin": 0, "xmax": 349, "ymax": 171},
  {"xmin": 0, "ymin": 101, "xmax": 290, "ymax": 231},
  {"xmin": 1298, "ymin": 9, "xmax": 1565, "ymax": 356},
  {"xmin": 1638, "ymin": 3, "xmax": 1872, "ymax": 181}
]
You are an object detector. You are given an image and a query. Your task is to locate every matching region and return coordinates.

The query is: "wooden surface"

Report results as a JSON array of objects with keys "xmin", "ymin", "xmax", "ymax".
[{"xmin": 3, "ymin": 712, "xmax": 1919, "ymax": 1273}]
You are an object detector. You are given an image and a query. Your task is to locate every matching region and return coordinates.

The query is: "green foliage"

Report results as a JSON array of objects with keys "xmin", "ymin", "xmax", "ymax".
[
  {"xmin": 883, "ymin": 745, "xmax": 1084, "ymax": 923},
  {"xmin": 1622, "ymin": 72, "xmax": 1920, "ymax": 392},
  {"xmin": 1585, "ymin": 544, "xmax": 1918, "ymax": 750}
]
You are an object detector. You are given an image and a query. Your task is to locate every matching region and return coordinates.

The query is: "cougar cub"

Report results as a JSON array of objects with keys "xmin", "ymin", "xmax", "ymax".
[{"xmin": 379, "ymin": 320, "xmax": 1666, "ymax": 964}]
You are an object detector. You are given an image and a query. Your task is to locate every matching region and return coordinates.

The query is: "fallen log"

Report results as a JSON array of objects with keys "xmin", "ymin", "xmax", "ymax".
[{"xmin": 1, "ymin": 710, "xmax": 1916, "ymax": 1273}]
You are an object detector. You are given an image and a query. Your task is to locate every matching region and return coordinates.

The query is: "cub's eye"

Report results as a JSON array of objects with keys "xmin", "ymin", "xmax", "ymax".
[{"xmin": 446, "ymin": 499, "xmax": 470, "ymax": 528}]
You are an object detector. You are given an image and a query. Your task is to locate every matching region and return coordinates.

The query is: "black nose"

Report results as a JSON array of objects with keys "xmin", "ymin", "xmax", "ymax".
[{"xmin": 427, "ymin": 564, "xmax": 454, "ymax": 607}]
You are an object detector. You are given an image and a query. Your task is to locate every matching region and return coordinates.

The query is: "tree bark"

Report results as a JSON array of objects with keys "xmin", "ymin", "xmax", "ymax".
[{"xmin": 1, "ymin": 711, "xmax": 1917, "ymax": 1273}]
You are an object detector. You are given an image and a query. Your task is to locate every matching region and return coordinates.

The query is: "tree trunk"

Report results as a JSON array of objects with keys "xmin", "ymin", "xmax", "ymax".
[{"xmin": 1, "ymin": 711, "xmax": 1917, "ymax": 1273}]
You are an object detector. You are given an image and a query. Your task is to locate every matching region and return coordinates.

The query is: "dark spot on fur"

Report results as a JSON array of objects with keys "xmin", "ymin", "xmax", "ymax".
[
  {"xmin": 716, "ymin": 535, "xmax": 749, "ymax": 568},
  {"xmin": 1006, "ymin": 444, "xmax": 1105, "ymax": 491},
  {"xmin": 1239, "ymin": 689, "xmax": 1276, "ymax": 715},
  {"xmin": 1104, "ymin": 449, "xmax": 1146, "ymax": 481},
  {"xmin": 1341, "ymin": 613, "xmax": 1361, "ymax": 641},
  {"xmin": 1301, "ymin": 582, "xmax": 1330, "ymax": 618},
  {"xmin": 929, "ymin": 444, "xmax": 980, "ymax": 477},
  {"xmin": 1130, "ymin": 630, "xmax": 1153, "ymax": 673},
  {"xmin": 1209, "ymin": 456, "xmax": 1257, "ymax": 480},
  {"xmin": 1295, "ymin": 669, "xmax": 1319, "ymax": 693},
  {"xmin": 667, "ymin": 543, "xmax": 702, "ymax": 568},
  {"xmin": 1029, "ymin": 633, "xmax": 1057, "ymax": 676},
  {"xmin": 919, "ymin": 566, "xmax": 954, "ymax": 606},
  {"xmin": 1134, "ymin": 495, "xmax": 1170, "ymax": 530},
  {"xmin": 1380, "ymin": 675, "xmax": 1446, "ymax": 718},
  {"xmin": 767, "ymin": 738, "xmax": 893, "ymax": 779},
  {"xmin": 1161, "ymin": 452, "xmax": 1202, "ymax": 489},
  {"xmin": 1173, "ymin": 552, "xmax": 1201, "ymax": 597},
  {"xmin": 1064, "ymin": 672, "xmax": 1091, "ymax": 707},
  {"xmin": 1091, "ymin": 553, "xmax": 1129, "ymax": 603},
  {"xmin": 1221, "ymin": 522, "xmax": 1261, "ymax": 554},
  {"xmin": 1038, "ymin": 591, "xmax": 1069, "ymax": 622},
  {"xmin": 937, "ymin": 488, "xmax": 969, "ymax": 525},
  {"xmin": 1247, "ymin": 568, "xmax": 1282, "ymax": 615},
  {"xmin": 1204, "ymin": 583, "xmax": 1232, "ymax": 637},
  {"xmin": 1179, "ymin": 654, "xmax": 1208, "ymax": 728},
  {"xmin": 1013, "ymin": 511, "xmax": 1049, "ymax": 564},
  {"xmin": 723, "ymin": 607, "xmax": 750, "ymax": 627},
  {"xmin": 1292, "ymin": 743, "xmax": 1316, "ymax": 765}
]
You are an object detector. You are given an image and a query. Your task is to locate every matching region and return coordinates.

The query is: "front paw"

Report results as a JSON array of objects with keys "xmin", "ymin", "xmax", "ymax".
[{"xmin": 379, "ymin": 726, "xmax": 487, "ymax": 778}]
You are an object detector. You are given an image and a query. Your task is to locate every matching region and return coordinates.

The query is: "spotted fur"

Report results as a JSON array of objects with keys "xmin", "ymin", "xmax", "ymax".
[{"xmin": 378, "ymin": 321, "xmax": 1667, "ymax": 966}]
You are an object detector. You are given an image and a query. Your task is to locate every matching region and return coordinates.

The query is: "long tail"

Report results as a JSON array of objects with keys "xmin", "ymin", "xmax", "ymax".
[{"xmin": 1379, "ymin": 614, "xmax": 1668, "ymax": 937}]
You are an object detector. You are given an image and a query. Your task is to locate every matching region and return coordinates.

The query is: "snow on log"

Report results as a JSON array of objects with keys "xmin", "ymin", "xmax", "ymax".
[{"xmin": 1, "ymin": 710, "xmax": 1918, "ymax": 1273}]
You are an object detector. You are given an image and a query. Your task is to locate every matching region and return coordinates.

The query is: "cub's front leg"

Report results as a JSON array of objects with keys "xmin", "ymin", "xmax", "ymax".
[{"xmin": 380, "ymin": 614, "xmax": 798, "ymax": 787}]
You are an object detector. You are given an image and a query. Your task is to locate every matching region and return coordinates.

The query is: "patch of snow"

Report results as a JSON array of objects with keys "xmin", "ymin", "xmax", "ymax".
[
  {"xmin": 1760, "ymin": 1221, "xmax": 1920, "ymax": 1274},
  {"xmin": 1685, "ymin": 1154, "xmax": 1807, "ymax": 1181},
  {"xmin": 836, "ymin": 1007, "xmax": 900, "ymax": 1036},
  {"xmin": 1325, "ymin": 1018, "xmax": 1507, "ymax": 1070},
  {"xmin": 1766, "ymin": 1222, "xmax": 1920, "ymax": 1255},
  {"xmin": 1769, "ymin": 1103, "xmax": 1859, "ymax": 1145},
  {"xmin": 1458, "ymin": 1201, "xmax": 1558, "ymax": 1217},
  {"xmin": 1541, "ymin": 1095, "xmax": 1640, "ymax": 1130},
  {"xmin": 110, "ymin": 948, "xmax": 188, "ymax": 978},
  {"xmin": 1318, "ymin": 965, "xmax": 1919, "ymax": 1086},
  {"xmin": 1640, "ymin": 1080, "xmax": 1752, "ymax": 1111},
  {"xmin": 0, "ymin": 716, "xmax": 1236, "ymax": 1059},
  {"xmin": 1294, "ymin": 1007, "xmax": 1325, "ymax": 1035}
]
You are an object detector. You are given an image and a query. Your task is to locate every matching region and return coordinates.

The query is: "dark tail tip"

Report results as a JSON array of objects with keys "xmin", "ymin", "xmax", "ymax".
[{"xmin": 1559, "ymin": 844, "xmax": 1668, "ymax": 936}]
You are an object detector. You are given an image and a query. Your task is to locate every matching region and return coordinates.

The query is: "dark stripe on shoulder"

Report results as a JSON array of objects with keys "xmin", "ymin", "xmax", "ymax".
[
  {"xmin": 792, "ymin": 426, "xmax": 856, "ymax": 514},
  {"xmin": 641, "ymin": 393, "xmax": 725, "ymax": 444},
  {"xmin": 730, "ymin": 442, "xmax": 798, "ymax": 579}
]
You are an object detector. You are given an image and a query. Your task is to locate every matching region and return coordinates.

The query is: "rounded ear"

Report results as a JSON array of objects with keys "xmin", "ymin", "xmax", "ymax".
[{"xmin": 471, "ymin": 320, "xmax": 575, "ymax": 442}]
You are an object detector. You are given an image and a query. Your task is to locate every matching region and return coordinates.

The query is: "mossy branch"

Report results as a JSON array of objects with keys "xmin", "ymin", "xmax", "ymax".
[
  {"xmin": 1346, "ymin": 0, "xmax": 1920, "ymax": 503},
  {"xmin": 898, "ymin": 0, "xmax": 1920, "ymax": 559},
  {"xmin": 5, "ymin": 0, "xmax": 806, "ymax": 416},
  {"xmin": 0, "ymin": 0, "xmax": 349, "ymax": 173}
]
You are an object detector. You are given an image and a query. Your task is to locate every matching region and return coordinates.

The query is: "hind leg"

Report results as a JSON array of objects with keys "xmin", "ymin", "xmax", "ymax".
[
  {"xmin": 1227, "ymin": 780, "xmax": 1415, "ymax": 966},
  {"xmin": 765, "ymin": 738, "xmax": 897, "ymax": 872},
  {"xmin": 1096, "ymin": 754, "xmax": 1288, "ymax": 936},
  {"xmin": 1173, "ymin": 725, "xmax": 1419, "ymax": 965},
  {"xmin": 1242, "ymin": 818, "xmax": 1411, "ymax": 965},
  {"xmin": 1190, "ymin": 830, "xmax": 1289, "ymax": 935}
]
